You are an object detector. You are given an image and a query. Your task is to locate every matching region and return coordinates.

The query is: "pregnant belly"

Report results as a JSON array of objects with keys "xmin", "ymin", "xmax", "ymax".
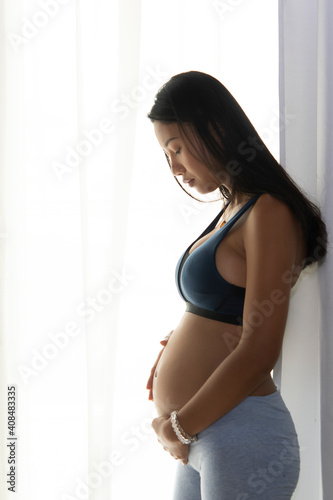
[{"xmin": 152, "ymin": 312, "xmax": 241, "ymax": 417}]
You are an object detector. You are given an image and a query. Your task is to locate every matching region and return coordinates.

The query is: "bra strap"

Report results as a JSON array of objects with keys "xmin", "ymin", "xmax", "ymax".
[{"xmin": 221, "ymin": 195, "xmax": 261, "ymax": 234}]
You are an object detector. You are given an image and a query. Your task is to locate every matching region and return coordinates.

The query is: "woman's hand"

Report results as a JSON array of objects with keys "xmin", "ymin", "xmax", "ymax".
[
  {"xmin": 151, "ymin": 415, "xmax": 189, "ymax": 465},
  {"xmin": 146, "ymin": 330, "xmax": 174, "ymax": 401},
  {"xmin": 146, "ymin": 347, "xmax": 164, "ymax": 401}
]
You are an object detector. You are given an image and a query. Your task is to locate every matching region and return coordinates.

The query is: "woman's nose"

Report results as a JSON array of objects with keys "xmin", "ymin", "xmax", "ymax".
[{"xmin": 169, "ymin": 157, "xmax": 185, "ymax": 176}]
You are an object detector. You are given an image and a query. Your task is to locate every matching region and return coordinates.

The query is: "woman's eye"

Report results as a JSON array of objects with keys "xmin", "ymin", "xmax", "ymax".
[
  {"xmin": 164, "ymin": 151, "xmax": 171, "ymax": 166},
  {"xmin": 163, "ymin": 148, "xmax": 180, "ymax": 168}
]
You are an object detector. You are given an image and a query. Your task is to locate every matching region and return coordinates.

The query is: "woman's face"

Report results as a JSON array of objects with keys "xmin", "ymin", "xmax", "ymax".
[{"xmin": 153, "ymin": 121, "xmax": 224, "ymax": 195}]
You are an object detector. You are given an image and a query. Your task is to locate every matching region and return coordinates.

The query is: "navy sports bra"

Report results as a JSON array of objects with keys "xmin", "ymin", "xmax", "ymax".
[{"xmin": 175, "ymin": 195, "xmax": 261, "ymax": 326}]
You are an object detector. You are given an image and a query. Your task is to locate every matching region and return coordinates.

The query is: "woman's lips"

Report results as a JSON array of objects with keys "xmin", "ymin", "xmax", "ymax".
[{"xmin": 184, "ymin": 178, "xmax": 195, "ymax": 187}]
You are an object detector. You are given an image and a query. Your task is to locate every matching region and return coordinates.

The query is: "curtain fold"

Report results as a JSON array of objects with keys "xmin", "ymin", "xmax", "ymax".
[
  {"xmin": 0, "ymin": 2, "xmax": 30, "ymax": 498},
  {"xmin": 279, "ymin": 0, "xmax": 333, "ymax": 498},
  {"xmin": 317, "ymin": 1, "xmax": 333, "ymax": 498},
  {"xmin": 0, "ymin": 1, "xmax": 282, "ymax": 499},
  {"xmin": 278, "ymin": 1, "xmax": 321, "ymax": 497}
]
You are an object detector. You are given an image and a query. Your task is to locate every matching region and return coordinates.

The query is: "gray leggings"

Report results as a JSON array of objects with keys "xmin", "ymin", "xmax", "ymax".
[{"xmin": 173, "ymin": 390, "xmax": 300, "ymax": 500}]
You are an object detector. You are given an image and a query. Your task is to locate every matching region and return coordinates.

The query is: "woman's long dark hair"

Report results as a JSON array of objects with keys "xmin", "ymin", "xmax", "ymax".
[{"xmin": 147, "ymin": 71, "xmax": 327, "ymax": 267}]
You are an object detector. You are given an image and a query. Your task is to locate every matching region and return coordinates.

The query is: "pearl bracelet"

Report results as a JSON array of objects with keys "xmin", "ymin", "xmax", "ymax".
[{"xmin": 170, "ymin": 411, "xmax": 198, "ymax": 445}]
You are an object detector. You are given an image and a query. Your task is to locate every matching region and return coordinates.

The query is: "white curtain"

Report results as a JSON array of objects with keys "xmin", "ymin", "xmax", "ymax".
[
  {"xmin": 278, "ymin": 1, "xmax": 333, "ymax": 499},
  {"xmin": 0, "ymin": 1, "xmax": 305, "ymax": 499}
]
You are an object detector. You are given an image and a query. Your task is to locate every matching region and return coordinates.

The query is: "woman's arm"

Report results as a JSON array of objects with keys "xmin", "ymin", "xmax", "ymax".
[{"xmin": 172, "ymin": 194, "xmax": 301, "ymax": 436}]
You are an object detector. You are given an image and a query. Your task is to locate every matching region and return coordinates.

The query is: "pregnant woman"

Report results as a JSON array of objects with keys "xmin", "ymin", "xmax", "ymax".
[{"xmin": 146, "ymin": 71, "xmax": 327, "ymax": 499}]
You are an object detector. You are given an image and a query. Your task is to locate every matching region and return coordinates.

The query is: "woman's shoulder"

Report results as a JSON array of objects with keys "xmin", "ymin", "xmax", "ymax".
[
  {"xmin": 250, "ymin": 193, "xmax": 297, "ymax": 227},
  {"xmin": 244, "ymin": 193, "xmax": 302, "ymax": 249},
  {"xmin": 244, "ymin": 193, "xmax": 307, "ymax": 291},
  {"xmin": 253, "ymin": 193, "xmax": 292, "ymax": 213}
]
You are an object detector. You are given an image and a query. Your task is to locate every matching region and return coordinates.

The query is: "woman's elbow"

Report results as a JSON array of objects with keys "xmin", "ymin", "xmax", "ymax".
[{"xmin": 238, "ymin": 335, "xmax": 283, "ymax": 376}]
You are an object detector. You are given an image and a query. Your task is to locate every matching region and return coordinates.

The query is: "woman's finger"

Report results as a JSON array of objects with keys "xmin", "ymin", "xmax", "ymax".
[
  {"xmin": 160, "ymin": 330, "xmax": 174, "ymax": 345},
  {"xmin": 146, "ymin": 373, "xmax": 153, "ymax": 390}
]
